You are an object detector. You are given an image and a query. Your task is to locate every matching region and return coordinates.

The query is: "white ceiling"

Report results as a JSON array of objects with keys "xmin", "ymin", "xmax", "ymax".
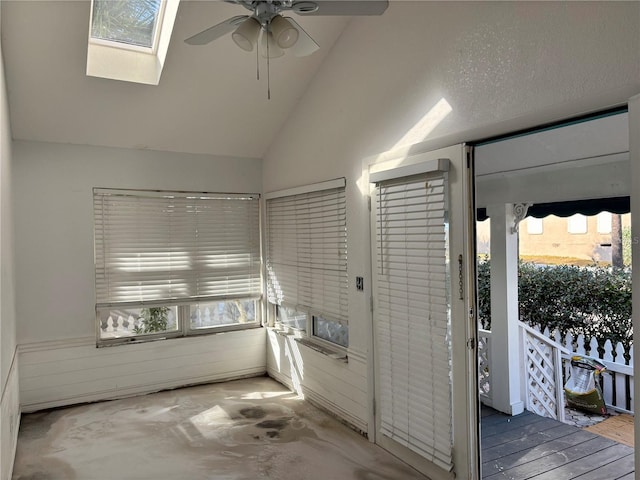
[{"xmin": 1, "ymin": 0, "xmax": 352, "ymax": 158}]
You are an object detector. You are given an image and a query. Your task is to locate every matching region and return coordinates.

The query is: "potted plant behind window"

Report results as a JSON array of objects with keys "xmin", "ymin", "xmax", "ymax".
[{"xmin": 134, "ymin": 306, "xmax": 169, "ymax": 334}]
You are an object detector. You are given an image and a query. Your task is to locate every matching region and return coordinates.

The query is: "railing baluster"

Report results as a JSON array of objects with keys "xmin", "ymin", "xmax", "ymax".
[
  {"xmin": 614, "ymin": 342, "xmax": 627, "ymax": 410},
  {"xmin": 576, "ymin": 334, "xmax": 585, "ymax": 356},
  {"xmin": 602, "ymin": 340, "xmax": 614, "ymax": 406}
]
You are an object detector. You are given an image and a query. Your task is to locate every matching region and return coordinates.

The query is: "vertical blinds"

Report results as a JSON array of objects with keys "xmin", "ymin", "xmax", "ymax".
[
  {"xmin": 94, "ymin": 189, "xmax": 261, "ymax": 307},
  {"xmin": 374, "ymin": 173, "xmax": 454, "ymax": 472},
  {"xmin": 266, "ymin": 184, "xmax": 347, "ymax": 323}
]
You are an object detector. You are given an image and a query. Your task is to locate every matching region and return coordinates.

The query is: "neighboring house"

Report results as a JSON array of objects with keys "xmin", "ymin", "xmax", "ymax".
[
  {"xmin": 1, "ymin": 2, "xmax": 639, "ymax": 480},
  {"xmin": 478, "ymin": 212, "xmax": 632, "ymax": 264}
]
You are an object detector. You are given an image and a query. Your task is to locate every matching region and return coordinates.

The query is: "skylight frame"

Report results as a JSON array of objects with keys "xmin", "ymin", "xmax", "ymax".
[
  {"xmin": 86, "ymin": 0, "xmax": 180, "ymax": 85},
  {"xmin": 88, "ymin": 0, "xmax": 167, "ymax": 54}
]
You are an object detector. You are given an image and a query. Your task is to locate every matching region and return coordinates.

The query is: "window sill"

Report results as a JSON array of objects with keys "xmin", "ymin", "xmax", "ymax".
[
  {"xmin": 269, "ymin": 326, "xmax": 348, "ymax": 362},
  {"xmin": 295, "ymin": 337, "xmax": 348, "ymax": 363},
  {"xmin": 97, "ymin": 323, "xmax": 262, "ymax": 348}
]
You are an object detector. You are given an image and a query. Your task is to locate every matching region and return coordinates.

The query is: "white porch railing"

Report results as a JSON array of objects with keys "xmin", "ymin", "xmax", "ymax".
[
  {"xmin": 478, "ymin": 329, "xmax": 492, "ymax": 403},
  {"xmin": 520, "ymin": 322, "xmax": 571, "ymax": 422},
  {"xmin": 101, "ymin": 314, "xmax": 140, "ymax": 338},
  {"xmin": 531, "ymin": 324, "xmax": 635, "ymax": 415},
  {"xmin": 479, "ymin": 322, "xmax": 634, "ymax": 419}
]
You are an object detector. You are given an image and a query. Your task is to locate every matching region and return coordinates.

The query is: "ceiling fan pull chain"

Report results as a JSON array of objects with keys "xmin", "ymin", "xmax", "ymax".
[
  {"xmin": 267, "ymin": 53, "xmax": 271, "ymax": 100},
  {"xmin": 256, "ymin": 42, "xmax": 260, "ymax": 80},
  {"xmin": 266, "ymin": 23, "xmax": 271, "ymax": 100}
]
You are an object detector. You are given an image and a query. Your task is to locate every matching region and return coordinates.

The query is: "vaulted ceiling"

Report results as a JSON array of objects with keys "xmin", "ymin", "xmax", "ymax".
[{"xmin": 1, "ymin": 1, "xmax": 353, "ymax": 158}]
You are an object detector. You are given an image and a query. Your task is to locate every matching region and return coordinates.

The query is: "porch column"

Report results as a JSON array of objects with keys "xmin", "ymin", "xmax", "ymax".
[{"xmin": 487, "ymin": 203, "xmax": 524, "ymax": 416}]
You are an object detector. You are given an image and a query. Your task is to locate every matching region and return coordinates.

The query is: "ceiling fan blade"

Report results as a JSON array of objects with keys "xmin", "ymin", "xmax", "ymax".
[
  {"xmin": 184, "ymin": 15, "xmax": 249, "ymax": 45},
  {"xmin": 223, "ymin": 0, "xmax": 255, "ymax": 12},
  {"xmin": 286, "ymin": 18, "xmax": 320, "ymax": 57},
  {"xmin": 292, "ymin": 0, "xmax": 389, "ymax": 16}
]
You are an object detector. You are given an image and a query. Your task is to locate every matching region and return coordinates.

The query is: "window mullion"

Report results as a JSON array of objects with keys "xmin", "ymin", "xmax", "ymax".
[{"xmin": 179, "ymin": 305, "xmax": 189, "ymax": 335}]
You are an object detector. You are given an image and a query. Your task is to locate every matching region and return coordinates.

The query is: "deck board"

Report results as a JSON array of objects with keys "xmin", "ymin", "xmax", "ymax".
[
  {"xmin": 481, "ymin": 405, "xmax": 635, "ymax": 479},
  {"xmin": 482, "ymin": 422, "xmax": 578, "ymax": 455}
]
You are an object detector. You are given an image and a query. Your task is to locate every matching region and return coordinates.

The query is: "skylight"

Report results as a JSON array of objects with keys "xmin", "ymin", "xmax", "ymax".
[
  {"xmin": 91, "ymin": 0, "xmax": 163, "ymax": 50},
  {"xmin": 86, "ymin": 0, "xmax": 180, "ymax": 85}
]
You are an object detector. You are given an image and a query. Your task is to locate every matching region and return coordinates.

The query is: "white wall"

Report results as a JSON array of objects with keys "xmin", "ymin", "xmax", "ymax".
[
  {"xmin": 13, "ymin": 140, "xmax": 267, "ymax": 410},
  {"xmin": 262, "ymin": 0, "xmax": 640, "ymax": 473},
  {"xmin": 0, "ymin": 14, "xmax": 20, "ymax": 480}
]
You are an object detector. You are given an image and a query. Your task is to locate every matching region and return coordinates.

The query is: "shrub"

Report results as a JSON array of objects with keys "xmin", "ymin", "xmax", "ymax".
[
  {"xmin": 477, "ymin": 258, "xmax": 632, "ymax": 352},
  {"xmin": 134, "ymin": 306, "xmax": 170, "ymax": 334}
]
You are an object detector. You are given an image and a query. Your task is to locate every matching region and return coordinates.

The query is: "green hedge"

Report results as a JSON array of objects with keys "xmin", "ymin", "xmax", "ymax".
[{"xmin": 477, "ymin": 259, "xmax": 632, "ymax": 352}]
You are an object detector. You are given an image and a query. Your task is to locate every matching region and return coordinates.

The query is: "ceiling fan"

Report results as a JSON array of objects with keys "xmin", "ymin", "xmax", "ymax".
[{"xmin": 185, "ymin": 0, "xmax": 388, "ymax": 58}]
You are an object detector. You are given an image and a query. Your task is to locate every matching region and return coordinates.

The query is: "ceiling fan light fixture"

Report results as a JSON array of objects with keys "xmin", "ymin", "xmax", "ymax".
[
  {"xmin": 232, "ymin": 17, "xmax": 261, "ymax": 52},
  {"xmin": 261, "ymin": 31, "xmax": 285, "ymax": 58},
  {"xmin": 270, "ymin": 15, "xmax": 299, "ymax": 49}
]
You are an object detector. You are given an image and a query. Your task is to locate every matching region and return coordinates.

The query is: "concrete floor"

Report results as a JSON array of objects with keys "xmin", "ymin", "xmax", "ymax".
[{"xmin": 12, "ymin": 376, "xmax": 429, "ymax": 480}]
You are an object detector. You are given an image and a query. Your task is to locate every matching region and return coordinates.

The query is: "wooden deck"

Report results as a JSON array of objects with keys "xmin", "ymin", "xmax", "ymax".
[{"xmin": 481, "ymin": 405, "xmax": 635, "ymax": 479}]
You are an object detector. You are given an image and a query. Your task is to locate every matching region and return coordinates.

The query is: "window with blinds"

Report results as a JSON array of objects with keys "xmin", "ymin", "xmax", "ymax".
[
  {"xmin": 374, "ymin": 173, "xmax": 454, "ymax": 472},
  {"xmin": 265, "ymin": 179, "xmax": 348, "ymax": 348},
  {"xmin": 93, "ymin": 188, "xmax": 261, "ymax": 344}
]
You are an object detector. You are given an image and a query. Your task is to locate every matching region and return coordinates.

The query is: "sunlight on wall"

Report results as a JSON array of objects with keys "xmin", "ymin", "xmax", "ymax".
[
  {"xmin": 284, "ymin": 337, "xmax": 304, "ymax": 395},
  {"xmin": 268, "ymin": 329, "xmax": 281, "ymax": 371},
  {"xmin": 392, "ymin": 98, "xmax": 453, "ymax": 152},
  {"xmin": 357, "ymin": 97, "xmax": 453, "ymax": 195}
]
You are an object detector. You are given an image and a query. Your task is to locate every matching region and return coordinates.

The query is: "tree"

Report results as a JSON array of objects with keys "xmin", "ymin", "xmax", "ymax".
[
  {"xmin": 611, "ymin": 213, "xmax": 623, "ymax": 269},
  {"xmin": 91, "ymin": 0, "xmax": 161, "ymax": 47}
]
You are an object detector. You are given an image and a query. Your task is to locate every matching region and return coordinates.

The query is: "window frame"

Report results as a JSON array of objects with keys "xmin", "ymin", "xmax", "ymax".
[
  {"xmin": 97, "ymin": 300, "xmax": 262, "ymax": 347},
  {"xmin": 86, "ymin": 0, "xmax": 180, "ymax": 85},
  {"xmin": 89, "ymin": 0, "xmax": 166, "ymax": 53},
  {"xmin": 94, "ymin": 188, "xmax": 262, "ymax": 347}
]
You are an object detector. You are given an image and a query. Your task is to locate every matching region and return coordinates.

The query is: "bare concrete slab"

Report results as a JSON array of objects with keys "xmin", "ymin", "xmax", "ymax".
[{"xmin": 13, "ymin": 376, "xmax": 428, "ymax": 480}]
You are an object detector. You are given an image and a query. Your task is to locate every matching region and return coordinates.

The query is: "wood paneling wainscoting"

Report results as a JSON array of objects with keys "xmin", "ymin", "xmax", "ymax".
[{"xmin": 19, "ymin": 328, "xmax": 267, "ymax": 413}]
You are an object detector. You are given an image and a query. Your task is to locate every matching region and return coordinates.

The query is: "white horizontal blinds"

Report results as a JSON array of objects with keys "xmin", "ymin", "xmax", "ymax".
[
  {"xmin": 94, "ymin": 190, "xmax": 261, "ymax": 307},
  {"xmin": 266, "ymin": 185, "xmax": 347, "ymax": 323},
  {"xmin": 374, "ymin": 173, "xmax": 454, "ymax": 472}
]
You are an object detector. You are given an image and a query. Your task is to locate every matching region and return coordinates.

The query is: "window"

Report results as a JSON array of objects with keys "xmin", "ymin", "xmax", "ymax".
[
  {"xmin": 94, "ymin": 189, "xmax": 261, "ymax": 345},
  {"xmin": 86, "ymin": 0, "xmax": 180, "ymax": 85},
  {"xmin": 526, "ymin": 217, "xmax": 543, "ymax": 235},
  {"xmin": 275, "ymin": 305, "xmax": 307, "ymax": 331},
  {"xmin": 567, "ymin": 214, "xmax": 588, "ymax": 234},
  {"xmin": 597, "ymin": 211, "xmax": 612, "ymax": 234},
  {"xmin": 266, "ymin": 179, "xmax": 348, "ymax": 348},
  {"xmin": 91, "ymin": 0, "xmax": 163, "ymax": 49}
]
